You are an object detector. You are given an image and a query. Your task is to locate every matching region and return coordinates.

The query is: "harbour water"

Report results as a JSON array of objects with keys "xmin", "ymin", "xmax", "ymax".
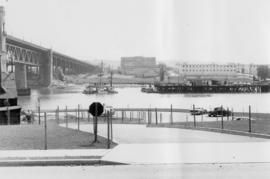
[{"xmin": 18, "ymin": 85, "xmax": 270, "ymax": 114}]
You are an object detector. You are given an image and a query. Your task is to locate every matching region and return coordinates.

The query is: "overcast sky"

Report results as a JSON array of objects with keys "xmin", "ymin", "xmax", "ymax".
[{"xmin": 1, "ymin": 0, "xmax": 270, "ymax": 64}]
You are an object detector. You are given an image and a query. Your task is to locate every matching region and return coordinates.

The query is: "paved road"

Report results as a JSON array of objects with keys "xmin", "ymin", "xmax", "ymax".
[
  {"xmin": 1, "ymin": 163, "xmax": 270, "ymax": 179},
  {"xmin": 64, "ymin": 123, "xmax": 267, "ymax": 143}
]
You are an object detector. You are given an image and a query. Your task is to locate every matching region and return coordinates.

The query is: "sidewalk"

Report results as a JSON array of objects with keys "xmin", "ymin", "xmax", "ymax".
[
  {"xmin": 0, "ymin": 123, "xmax": 269, "ymax": 166},
  {"xmin": 102, "ymin": 142, "xmax": 270, "ymax": 164},
  {"xmin": 62, "ymin": 123, "xmax": 270, "ymax": 165}
]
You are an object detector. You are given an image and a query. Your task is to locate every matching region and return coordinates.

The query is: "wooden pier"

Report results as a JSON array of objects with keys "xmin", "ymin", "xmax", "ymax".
[{"xmin": 153, "ymin": 83, "xmax": 270, "ymax": 93}]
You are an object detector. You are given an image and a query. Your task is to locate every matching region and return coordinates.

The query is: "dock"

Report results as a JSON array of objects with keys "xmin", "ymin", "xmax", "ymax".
[{"xmin": 152, "ymin": 83, "xmax": 270, "ymax": 93}]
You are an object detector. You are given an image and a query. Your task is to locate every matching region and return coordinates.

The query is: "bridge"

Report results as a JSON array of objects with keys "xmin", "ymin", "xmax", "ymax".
[
  {"xmin": 0, "ymin": 7, "xmax": 97, "ymax": 91},
  {"xmin": 6, "ymin": 35, "xmax": 97, "ymax": 88}
]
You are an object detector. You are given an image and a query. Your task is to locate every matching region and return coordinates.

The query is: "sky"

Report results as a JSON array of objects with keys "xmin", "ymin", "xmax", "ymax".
[{"xmin": 1, "ymin": 0, "xmax": 270, "ymax": 64}]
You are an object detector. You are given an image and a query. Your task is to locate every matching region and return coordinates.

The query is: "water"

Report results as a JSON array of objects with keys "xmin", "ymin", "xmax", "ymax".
[{"xmin": 18, "ymin": 85, "xmax": 270, "ymax": 113}]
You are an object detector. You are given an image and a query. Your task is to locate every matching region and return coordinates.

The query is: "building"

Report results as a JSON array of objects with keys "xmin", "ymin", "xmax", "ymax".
[
  {"xmin": 179, "ymin": 63, "xmax": 258, "ymax": 77},
  {"xmin": 175, "ymin": 63, "xmax": 260, "ymax": 85},
  {"xmin": 120, "ymin": 56, "xmax": 159, "ymax": 77}
]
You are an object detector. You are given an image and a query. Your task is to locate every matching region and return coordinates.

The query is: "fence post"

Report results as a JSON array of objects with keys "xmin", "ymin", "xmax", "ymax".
[
  {"xmin": 227, "ymin": 107, "xmax": 229, "ymax": 121},
  {"xmin": 145, "ymin": 111, "xmax": 147, "ymax": 122},
  {"xmin": 160, "ymin": 113, "xmax": 162, "ymax": 123},
  {"xmin": 146, "ymin": 108, "xmax": 149, "ymax": 124},
  {"xmin": 249, "ymin": 105, "xmax": 251, "ymax": 133},
  {"xmin": 65, "ymin": 106, "xmax": 68, "ymax": 128},
  {"xmin": 57, "ymin": 106, "xmax": 59, "ymax": 124},
  {"xmin": 7, "ymin": 106, "xmax": 10, "ymax": 125},
  {"xmin": 110, "ymin": 110, "xmax": 113, "ymax": 142},
  {"xmin": 38, "ymin": 98, "xmax": 41, "ymax": 125},
  {"xmin": 148, "ymin": 109, "xmax": 150, "ymax": 124},
  {"xmin": 186, "ymin": 113, "xmax": 188, "ymax": 126},
  {"xmin": 55, "ymin": 108, "xmax": 58, "ymax": 124},
  {"xmin": 88, "ymin": 112, "xmax": 90, "ymax": 122},
  {"xmin": 232, "ymin": 108, "xmax": 234, "ymax": 120},
  {"xmin": 145, "ymin": 111, "xmax": 147, "ymax": 123},
  {"xmin": 155, "ymin": 108, "xmax": 158, "ymax": 125},
  {"xmin": 138, "ymin": 111, "xmax": 141, "ymax": 124},
  {"xmin": 107, "ymin": 112, "xmax": 110, "ymax": 149},
  {"xmin": 77, "ymin": 105, "xmax": 80, "ymax": 131},
  {"xmin": 150, "ymin": 109, "xmax": 152, "ymax": 124},
  {"xmin": 38, "ymin": 105, "xmax": 41, "ymax": 125},
  {"xmin": 170, "ymin": 104, "xmax": 173, "ymax": 124},
  {"xmin": 122, "ymin": 110, "xmax": 124, "ymax": 123},
  {"xmin": 221, "ymin": 105, "xmax": 224, "ymax": 130},
  {"xmin": 44, "ymin": 112, "xmax": 47, "ymax": 150},
  {"xmin": 193, "ymin": 104, "xmax": 196, "ymax": 127}
]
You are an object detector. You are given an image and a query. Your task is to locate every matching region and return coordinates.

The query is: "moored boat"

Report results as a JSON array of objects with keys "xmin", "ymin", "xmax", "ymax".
[
  {"xmin": 83, "ymin": 64, "xmax": 118, "ymax": 95},
  {"xmin": 83, "ymin": 85, "xmax": 97, "ymax": 94},
  {"xmin": 141, "ymin": 85, "xmax": 157, "ymax": 93}
]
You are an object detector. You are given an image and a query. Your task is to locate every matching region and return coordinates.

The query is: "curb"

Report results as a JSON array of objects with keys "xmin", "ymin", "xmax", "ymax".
[{"xmin": 0, "ymin": 157, "xmax": 127, "ymax": 167}]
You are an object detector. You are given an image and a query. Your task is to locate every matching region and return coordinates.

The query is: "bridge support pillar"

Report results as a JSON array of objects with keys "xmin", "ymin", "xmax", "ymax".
[
  {"xmin": 40, "ymin": 49, "xmax": 53, "ymax": 87},
  {"xmin": 15, "ymin": 63, "xmax": 27, "ymax": 89}
]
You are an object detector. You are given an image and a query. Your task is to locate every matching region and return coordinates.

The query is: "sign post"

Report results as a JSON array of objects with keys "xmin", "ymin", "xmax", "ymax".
[{"xmin": 88, "ymin": 102, "xmax": 104, "ymax": 143}]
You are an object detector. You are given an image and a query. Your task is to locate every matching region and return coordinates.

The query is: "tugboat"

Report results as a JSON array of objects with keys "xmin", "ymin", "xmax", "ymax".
[
  {"xmin": 141, "ymin": 84, "xmax": 156, "ymax": 93},
  {"xmin": 83, "ymin": 63, "xmax": 118, "ymax": 94},
  {"xmin": 83, "ymin": 84, "xmax": 97, "ymax": 94},
  {"xmin": 0, "ymin": 6, "xmax": 21, "ymax": 125}
]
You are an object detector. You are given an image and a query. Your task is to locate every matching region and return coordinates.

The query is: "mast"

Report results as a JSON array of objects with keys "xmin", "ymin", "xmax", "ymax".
[
  {"xmin": 99, "ymin": 61, "xmax": 103, "ymax": 88},
  {"xmin": 110, "ymin": 71, "xmax": 113, "ymax": 87}
]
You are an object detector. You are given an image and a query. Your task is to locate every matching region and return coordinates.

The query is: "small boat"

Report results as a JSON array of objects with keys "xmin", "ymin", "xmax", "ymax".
[
  {"xmin": 141, "ymin": 85, "xmax": 156, "ymax": 93},
  {"xmin": 105, "ymin": 86, "xmax": 118, "ymax": 94},
  {"xmin": 83, "ymin": 63, "xmax": 118, "ymax": 94},
  {"xmin": 83, "ymin": 85, "xmax": 97, "ymax": 94}
]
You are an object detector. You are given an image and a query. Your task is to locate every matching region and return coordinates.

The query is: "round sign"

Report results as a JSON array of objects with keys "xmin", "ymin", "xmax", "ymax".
[{"xmin": 89, "ymin": 102, "xmax": 104, "ymax": 117}]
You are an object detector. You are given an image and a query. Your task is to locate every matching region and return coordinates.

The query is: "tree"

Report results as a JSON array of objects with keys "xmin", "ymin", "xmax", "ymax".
[{"xmin": 257, "ymin": 65, "xmax": 269, "ymax": 80}]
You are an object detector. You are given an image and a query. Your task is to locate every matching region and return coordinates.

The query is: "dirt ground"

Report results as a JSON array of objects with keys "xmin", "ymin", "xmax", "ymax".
[{"xmin": 0, "ymin": 121, "xmax": 116, "ymax": 150}]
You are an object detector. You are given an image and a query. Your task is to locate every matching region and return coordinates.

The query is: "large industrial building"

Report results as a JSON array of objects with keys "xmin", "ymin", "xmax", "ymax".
[
  {"xmin": 120, "ymin": 56, "xmax": 159, "ymax": 77},
  {"xmin": 170, "ymin": 63, "xmax": 260, "ymax": 85},
  {"xmin": 179, "ymin": 63, "xmax": 258, "ymax": 77}
]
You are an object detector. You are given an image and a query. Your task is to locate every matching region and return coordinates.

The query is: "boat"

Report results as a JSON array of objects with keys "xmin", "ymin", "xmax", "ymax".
[
  {"xmin": 105, "ymin": 86, "xmax": 118, "ymax": 94},
  {"xmin": 141, "ymin": 84, "xmax": 157, "ymax": 93},
  {"xmin": 83, "ymin": 85, "xmax": 97, "ymax": 94},
  {"xmin": 83, "ymin": 62, "xmax": 118, "ymax": 94},
  {"xmin": 83, "ymin": 85, "xmax": 118, "ymax": 94}
]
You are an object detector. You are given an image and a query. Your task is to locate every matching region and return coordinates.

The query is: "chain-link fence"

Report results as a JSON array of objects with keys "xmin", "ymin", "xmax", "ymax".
[{"xmin": 28, "ymin": 104, "xmax": 270, "ymax": 148}]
